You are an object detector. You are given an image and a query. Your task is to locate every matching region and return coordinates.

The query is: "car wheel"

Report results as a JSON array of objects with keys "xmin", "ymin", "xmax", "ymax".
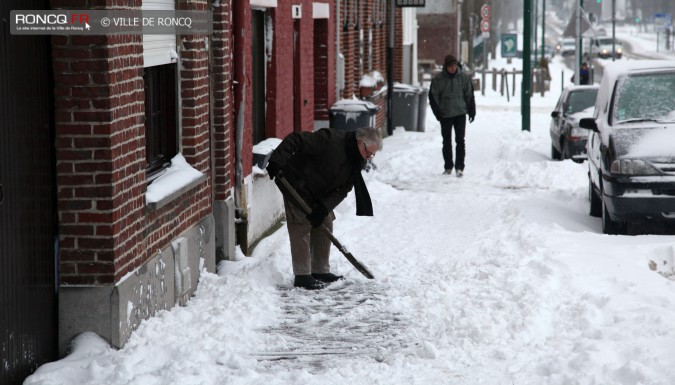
[
  {"xmin": 601, "ymin": 194, "xmax": 626, "ymax": 235},
  {"xmin": 589, "ymin": 181, "xmax": 601, "ymax": 217},
  {"xmin": 551, "ymin": 144, "xmax": 561, "ymax": 160}
]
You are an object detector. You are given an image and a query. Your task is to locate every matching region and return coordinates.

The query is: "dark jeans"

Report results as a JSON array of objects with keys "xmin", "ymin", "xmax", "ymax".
[{"xmin": 440, "ymin": 115, "xmax": 466, "ymax": 171}]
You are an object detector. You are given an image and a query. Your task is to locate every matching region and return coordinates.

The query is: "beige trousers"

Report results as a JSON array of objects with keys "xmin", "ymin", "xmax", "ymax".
[{"xmin": 284, "ymin": 197, "xmax": 334, "ymax": 275}]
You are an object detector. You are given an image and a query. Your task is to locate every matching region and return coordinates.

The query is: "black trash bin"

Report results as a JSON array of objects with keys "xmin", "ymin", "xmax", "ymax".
[
  {"xmin": 329, "ymin": 99, "xmax": 380, "ymax": 132},
  {"xmin": 392, "ymin": 83, "xmax": 421, "ymax": 131},
  {"xmin": 416, "ymin": 86, "xmax": 429, "ymax": 132}
]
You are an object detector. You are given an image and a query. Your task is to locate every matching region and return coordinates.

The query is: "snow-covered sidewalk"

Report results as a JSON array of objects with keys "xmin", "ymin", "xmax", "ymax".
[{"xmin": 25, "ymin": 58, "xmax": 675, "ymax": 385}]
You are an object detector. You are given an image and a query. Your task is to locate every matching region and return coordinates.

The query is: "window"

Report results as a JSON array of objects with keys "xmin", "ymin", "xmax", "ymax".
[
  {"xmin": 142, "ymin": 0, "xmax": 178, "ymax": 179},
  {"xmin": 567, "ymin": 89, "xmax": 598, "ymax": 115},
  {"xmin": 144, "ymin": 64, "xmax": 177, "ymax": 177}
]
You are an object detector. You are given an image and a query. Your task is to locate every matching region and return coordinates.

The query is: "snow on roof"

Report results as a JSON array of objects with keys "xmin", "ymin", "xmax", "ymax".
[
  {"xmin": 563, "ymin": 84, "xmax": 599, "ymax": 92},
  {"xmin": 601, "ymin": 60, "xmax": 675, "ymax": 90}
]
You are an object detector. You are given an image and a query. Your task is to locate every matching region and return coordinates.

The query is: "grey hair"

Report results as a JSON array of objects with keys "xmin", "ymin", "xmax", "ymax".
[{"xmin": 356, "ymin": 126, "xmax": 383, "ymax": 151}]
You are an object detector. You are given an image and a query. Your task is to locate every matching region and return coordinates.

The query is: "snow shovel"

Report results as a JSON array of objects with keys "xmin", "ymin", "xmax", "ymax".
[{"xmin": 276, "ymin": 176, "xmax": 375, "ymax": 279}]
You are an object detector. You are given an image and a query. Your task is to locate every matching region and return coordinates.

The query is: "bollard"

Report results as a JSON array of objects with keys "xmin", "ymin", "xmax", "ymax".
[
  {"xmin": 481, "ymin": 68, "xmax": 486, "ymax": 96},
  {"xmin": 492, "ymin": 68, "xmax": 497, "ymax": 92}
]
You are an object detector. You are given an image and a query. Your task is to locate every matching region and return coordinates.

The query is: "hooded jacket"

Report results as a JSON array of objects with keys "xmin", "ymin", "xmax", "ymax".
[{"xmin": 429, "ymin": 66, "xmax": 475, "ymax": 120}]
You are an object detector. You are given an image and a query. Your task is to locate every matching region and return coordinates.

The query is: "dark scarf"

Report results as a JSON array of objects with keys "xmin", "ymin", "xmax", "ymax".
[{"xmin": 344, "ymin": 131, "xmax": 374, "ymax": 216}]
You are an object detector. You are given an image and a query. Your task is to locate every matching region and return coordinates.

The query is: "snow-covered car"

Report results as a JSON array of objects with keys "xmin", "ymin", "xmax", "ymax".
[
  {"xmin": 555, "ymin": 38, "xmax": 576, "ymax": 57},
  {"xmin": 580, "ymin": 61, "xmax": 675, "ymax": 234},
  {"xmin": 550, "ymin": 85, "xmax": 599, "ymax": 162}
]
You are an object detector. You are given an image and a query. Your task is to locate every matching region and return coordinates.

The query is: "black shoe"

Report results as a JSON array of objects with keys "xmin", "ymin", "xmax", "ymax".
[
  {"xmin": 311, "ymin": 273, "xmax": 344, "ymax": 283},
  {"xmin": 293, "ymin": 275, "xmax": 326, "ymax": 290}
]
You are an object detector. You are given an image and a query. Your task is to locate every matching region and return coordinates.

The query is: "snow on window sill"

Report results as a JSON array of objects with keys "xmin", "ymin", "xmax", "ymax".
[{"xmin": 146, "ymin": 154, "xmax": 205, "ymax": 211}]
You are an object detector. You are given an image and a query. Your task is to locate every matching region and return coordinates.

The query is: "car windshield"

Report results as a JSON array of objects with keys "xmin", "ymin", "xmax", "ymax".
[
  {"xmin": 596, "ymin": 38, "xmax": 617, "ymax": 45},
  {"xmin": 613, "ymin": 71, "xmax": 675, "ymax": 124},
  {"xmin": 566, "ymin": 89, "xmax": 598, "ymax": 114}
]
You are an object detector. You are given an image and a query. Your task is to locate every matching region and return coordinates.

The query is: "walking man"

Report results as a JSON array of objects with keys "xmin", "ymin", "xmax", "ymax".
[
  {"xmin": 266, "ymin": 127, "xmax": 382, "ymax": 290},
  {"xmin": 429, "ymin": 54, "xmax": 476, "ymax": 177}
]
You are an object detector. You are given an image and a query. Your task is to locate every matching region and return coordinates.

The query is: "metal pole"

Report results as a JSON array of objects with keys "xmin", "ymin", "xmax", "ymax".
[
  {"xmin": 542, "ymin": 0, "xmax": 546, "ymax": 62},
  {"xmin": 469, "ymin": 14, "xmax": 475, "ymax": 70},
  {"xmin": 612, "ymin": 0, "xmax": 616, "ymax": 61},
  {"xmin": 457, "ymin": 0, "xmax": 463, "ymax": 61},
  {"xmin": 533, "ymin": 0, "xmax": 539, "ymax": 63},
  {"xmin": 387, "ymin": 0, "xmax": 394, "ymax": 136},
  {"xmin": 575, "ymin": 0, "xmax": 581, "ymax": 85},
  {"xmin": 522, "ymin": 0, "xmax": 532, "ymax": 132},
  {"xmin": 336, "ymin": 0, "xmax": 341, "ymax": 101}
]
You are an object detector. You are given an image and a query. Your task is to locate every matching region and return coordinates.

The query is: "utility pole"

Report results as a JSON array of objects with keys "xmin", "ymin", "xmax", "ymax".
[
  {"xmin": 522, "ymin": 0, "xmax": 532, "ymax": 132},
  {"xmin": 534, "ymin": 0, "xmax": 539, "ymax": 63},
  {"xmin": 542, "ymin": 0, "xmax": 546, "ymax": 61},
  {"xmin": 575, "ymin": 0, "xmax": 581, "ymax": 85},
  {"xmin": 457, "ymin": 0, "xmax": 463, "ymax": 62},
  {"xmin": 612, "ymin": 0, "xmax": 616, "ymax": 61}
]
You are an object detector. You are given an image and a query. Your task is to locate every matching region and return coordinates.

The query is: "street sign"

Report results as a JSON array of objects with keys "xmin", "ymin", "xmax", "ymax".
[
  {"xmin": 501, "ymin": 33, "xmax": 518, "ymax": 58},
  {"xmin": 481, "ymin": 4, "xmax": 491, "ymax": 19},
  {"xmin": 480, "ymin": 19, "xmax": 490, "ymax": 33},
  {"xmin": 395, "ymin": 0, "xmax": 425, "ymax": 7}
]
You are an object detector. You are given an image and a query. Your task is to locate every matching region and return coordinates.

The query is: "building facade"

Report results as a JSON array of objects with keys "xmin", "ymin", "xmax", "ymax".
[{"xmin": 1, "ymin": 1, "xmax": 412, "ymax": 383}]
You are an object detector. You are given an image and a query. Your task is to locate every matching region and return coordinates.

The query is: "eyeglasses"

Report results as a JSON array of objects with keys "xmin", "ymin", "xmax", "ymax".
[{"xmin": 361, "ymin": 141, "xmax": 376, "ymax": 159}]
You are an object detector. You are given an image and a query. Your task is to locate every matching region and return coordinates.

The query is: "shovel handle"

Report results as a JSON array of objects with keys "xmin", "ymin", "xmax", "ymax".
[{"xmin": 276, "ymin": 176, "xmax": 375, "ymax": 279}]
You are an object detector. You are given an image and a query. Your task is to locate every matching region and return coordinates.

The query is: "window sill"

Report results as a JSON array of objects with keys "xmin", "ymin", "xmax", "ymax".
[{"xmin": 146, "ymin": 154, "xmax": 206, "ymax": 212}]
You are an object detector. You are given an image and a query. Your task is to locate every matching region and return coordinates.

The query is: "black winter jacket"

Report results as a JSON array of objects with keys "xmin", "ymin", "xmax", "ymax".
[{"xmin": 268, "ymin": 129, "xmax": 373, "ymax": 215}]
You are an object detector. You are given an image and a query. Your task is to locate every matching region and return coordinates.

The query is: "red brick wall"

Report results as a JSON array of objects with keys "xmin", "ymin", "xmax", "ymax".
[
  {"xmin": 394, "ymin": 6, "xmax": 403, "ymax": 82},
  {"xmin": 339, "ymin": 0, "xmax": 356, "ymax": 99},
  {"xmin": 52, "ymin": 0, "xmax": 213, "ymax": 284},
  {"xmin": 212, "ymin": 1, "xmax": 233, "ymax": 200},
  {"xmin": 265, "ymin": 0, "xmax": 328, "ymax": 136},
  {"xmin": 267, "ymin": 4, "xmax": 295, "ymax": 138},
  {"xmin": 312, "ymin": 1, "xmax": 336, "ymax": 123},
  {"xmin": 232, "ymin": 2, "xmax": 253, "ymax": 174},
  {"xmin": 418, "ymin": 13, "xmax": 458, "ymax": 66},
  {"xmin": 339, "ymin": 0, "xmax": 400, "ymax": 100},
  {"xmin": 295, "ymin": 0, "xmax": 317, "ymax": 133}
]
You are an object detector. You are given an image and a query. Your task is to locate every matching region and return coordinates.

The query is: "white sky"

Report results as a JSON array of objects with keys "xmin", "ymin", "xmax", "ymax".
[{"xmin": 24, "ymin": 25, "xmax": 675, "ymax": 385}]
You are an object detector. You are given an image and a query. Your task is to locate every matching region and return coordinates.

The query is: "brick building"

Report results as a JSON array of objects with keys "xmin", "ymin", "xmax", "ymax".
[
  {"xmin": 417, "ymin": 0, "xmax": 458, "ymax": 70},
  {"xmin": 1, "ymin": 0, "xmax": 412, "ymax": 383}
]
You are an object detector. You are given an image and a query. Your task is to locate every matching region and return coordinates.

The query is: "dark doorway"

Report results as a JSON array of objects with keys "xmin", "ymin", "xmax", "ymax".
[
  {"xmin": 293, "ymin": 19, "xmax": 301, "ymax": 132},
  {"xmin": 313, "ymin": 18, "xmax": 329, "ymax": 122},
  {"xmin": 0, "ymin": 0, "xmax": 58, "ymax": 383},
  {"xmin": 251, "ymin": 9, "xmax": 266, "ymax": 145}
]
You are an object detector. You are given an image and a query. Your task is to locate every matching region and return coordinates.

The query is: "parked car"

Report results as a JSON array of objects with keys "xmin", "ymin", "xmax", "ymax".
[
  {"xmin": 555, "ymin": 38, "xmax": 576, "ymax": 57},
  {"xmin": 550, "ymin": 85, "xmax": 599, "ymax": 161},
  {"xmin": 580, "ymin": 61, "xmax": 675, "ymax": 234}
]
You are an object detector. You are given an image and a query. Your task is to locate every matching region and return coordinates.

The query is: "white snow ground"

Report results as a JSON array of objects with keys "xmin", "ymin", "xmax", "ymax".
[{"xmin": 24, "ymin": 57, "xmax": 675, "ymax": 385}]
